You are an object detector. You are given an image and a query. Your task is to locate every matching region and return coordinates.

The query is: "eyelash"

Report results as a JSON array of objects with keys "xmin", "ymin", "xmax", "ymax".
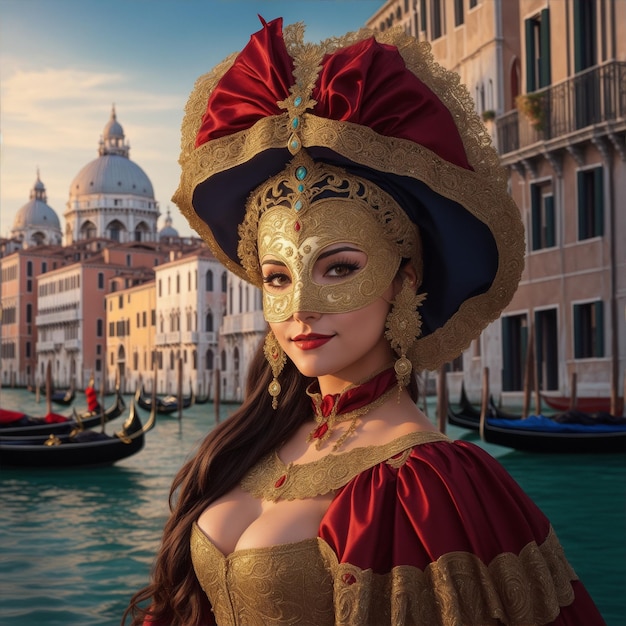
[
  {"xmin": 262, "ymin": 272, "xmax": 289, "ymax": 287},
  {"xmin": 324, "ymin": 259, "xmax": 362, "ymax": 276}
]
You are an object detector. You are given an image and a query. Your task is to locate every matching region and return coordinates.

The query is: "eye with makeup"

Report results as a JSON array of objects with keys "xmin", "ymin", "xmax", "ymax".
[
  {"xmin": 261, "ymin": 262, "xmax": 292, "ymax": 290},
  {"xmin": 316, "ymin": 247, "xmax": 366, "ymax": 282}
]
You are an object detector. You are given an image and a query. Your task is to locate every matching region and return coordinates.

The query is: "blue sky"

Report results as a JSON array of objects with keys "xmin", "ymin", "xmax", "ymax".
[{"xmin": 0, "ymin": 0, "xmax": 385, "ymax": 238}]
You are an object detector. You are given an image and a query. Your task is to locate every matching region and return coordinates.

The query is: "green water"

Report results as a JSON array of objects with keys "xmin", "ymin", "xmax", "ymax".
[{"xmin": 0, "ymin": 389, "xmax": 624, "ymax": 625}]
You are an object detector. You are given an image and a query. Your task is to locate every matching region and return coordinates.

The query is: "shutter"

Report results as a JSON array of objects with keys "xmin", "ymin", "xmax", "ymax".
[
  {"xmin": 577, "ymin": 170, "xmax": 587, "ymax": 239},
  {"xmin": 594, "ymin": 301, "xmax": 604, "ymax": 357},
  {"xmin": 545, "ymin": 195, "xmax": 555, "ymax": 247},
  {"xmin": 540, "ymin": 9, "xmax": 551, "ymax": 87},
  {"xmin": 525, "ymin": 19, "xmax": 536, "ymax": 92},
  {"xmin": 594, "ymin": 167, "xmax": 604, "ymax": 237},
  {"xmin": 531, "ymin": 186, "xmax": 541, "ymax": 250},
  {"xmin": 573, "ymin": 304, "xmax": 582, "ymax": 358},
  {"xmin": 502, "ymin": 316, "xmax": 512, "ymax": 391},
  {"xmin": 573, "ymin": 0, "xmax": 584, "ymax": 73}
]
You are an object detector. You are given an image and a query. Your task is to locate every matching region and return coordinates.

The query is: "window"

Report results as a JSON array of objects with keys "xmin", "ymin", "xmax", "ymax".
[
  {"xmin": 119, "ymin": 295, "xmax": 124, "ymax": 309},
  {"xmin": 158, "ymin": 279, "xmax": 162, "ymax": 297},
  {"xmin": 42, "ymin": 262, "xmax": 47, "ymax": 273},
  {"xmin": 530, "ymin": 184, "xmax": 556, "ymax": 250},
  {"xmin": 221, "ymin": 271, "xmax": 227, "ymax": 293},
  {"xmin": 27, "ymin": 279, "xmax": 32, "ymax": 292},
  {"xmin": 431, "ymin": 0, "xmax": 443, "ymax": 39},
  {"xmin": 27, "ymin": 260, "xmax": 33, "ymax": 277},
  {"xmin": 206, "ymin": 270, "xmax": 213, "ymax": 292},
  {"xmin": 573, "ymin": 0, "xmax": 597, "ymax": 72},
  {"xmin": 524, "ymin": 9, "xmax": 551, "ymax": 91},
  {"xmin": 501, "ymin": 314, "xmax": 528, "ymax": 392},
  {"xmin": 109, "ymin": 322, "xmax": 115, "ymax": 337},
  {"xmin": 454, "ymin": 0, "xmax": 464, "ymax": 26},
  {"xmin": 97, "ymin": 319, "xmax": 103, "ymax": 337},
  {"xmin": 26, "ymin": 342, "xmax": 31, "ymax": 358},
  {"xmin": 469, "ymin": 0, "xmax": 477, "ymax": 7},
  {"xmin": 206, "ymin": 311, "xmax": 214, "ymax": 332},
  {"xmin": 419, "ymin": 0, "xmax": 427, "ymax": 32},
  {"xmin": 574, "ymin": 301, "xmax": 604, "ymax": 358},
  {"xmin": 176, "ymin": 274, "xmax": 180, "ymax": 294},
  {"xmin": 26, "ymin": 303, "xmax": 32, "ymax": 324},
  {"xmin": 577, "ymin": 167, "xmax": 604, "ymax": 240},
  {"xmin": 98, "ymin": 272, "xmax": 104, "ymax": 289},
  {"xmin": 206, "ymin": 349, "xmax": 214, "ymax": 370},
  {"xmin": 221, "ymin": 350, "xmax": 227, "ymax": 371},
  {"xmin": 96, "ymin": 359, "xmax": 102, "ymax": 372}
]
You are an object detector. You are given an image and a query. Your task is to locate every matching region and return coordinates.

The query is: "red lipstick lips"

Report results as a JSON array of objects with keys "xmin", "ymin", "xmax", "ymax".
[{"xmin": 292, "ymin": 333, "xmax": 333, "ymax": 350}]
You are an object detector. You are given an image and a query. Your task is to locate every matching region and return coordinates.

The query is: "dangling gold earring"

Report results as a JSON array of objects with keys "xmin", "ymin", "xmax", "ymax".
[
  {"xmin": 385, "ymin": 278, "xmax": 427, "ymax": 393},
  {"xmin": 263, "ymin": 330, "xmax": 286, "ymax": 409}
]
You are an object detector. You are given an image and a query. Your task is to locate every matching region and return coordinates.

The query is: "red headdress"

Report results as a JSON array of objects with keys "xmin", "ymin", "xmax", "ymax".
[{"xmin": 173, "ymin": 17, "xmax": 524, "ymax": 370}]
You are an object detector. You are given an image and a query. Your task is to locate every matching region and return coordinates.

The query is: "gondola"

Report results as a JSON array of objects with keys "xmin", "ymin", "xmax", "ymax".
[
  {"xmin": 50, "ymin": 386, "xmax": 76, "ymax": 406},
  {"xmin": 0, "ymin": 400, "xmax": 155, "ymax": 468},
  {"xmin": 135, "ymin": 382, "xmax": 195, "ymax": 415},
  {"xmin": 0, "ymin": 389, "xmax": 125, "ymax": 437},
  {"xmin": 479, "ymin": 409, "xmax": 626, "ymax": 454},
  {"xmin": 446, "ymin": 384, "xmax": 508, "ymax": 431},
  {"xmin": 540, "ymin": 394, "xmax": 623, "ymax": 415}
]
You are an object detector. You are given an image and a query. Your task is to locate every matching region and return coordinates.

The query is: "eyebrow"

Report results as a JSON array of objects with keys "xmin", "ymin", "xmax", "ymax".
[
  {"xmin": 261, "ymin": 246, "xmax": 363, "ymax": 266},
  {"xmin": 317, "ymin": 246, "xmax": 363, "ymax": 260}
]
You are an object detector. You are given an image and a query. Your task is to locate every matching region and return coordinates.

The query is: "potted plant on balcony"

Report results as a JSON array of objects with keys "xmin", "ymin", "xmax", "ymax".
[
  {"xmin": 515, "ymin": 93, "xmax": 546, "ymax": 132},
  {"xmin": 481, "ymin": 109, "xmax": 496, "ymax": 123}
]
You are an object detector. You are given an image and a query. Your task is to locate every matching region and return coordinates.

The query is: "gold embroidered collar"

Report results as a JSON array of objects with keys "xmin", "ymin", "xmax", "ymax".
[{"xmin": 240, "ymin": 430, "xmax": 448, "ymax": 502}]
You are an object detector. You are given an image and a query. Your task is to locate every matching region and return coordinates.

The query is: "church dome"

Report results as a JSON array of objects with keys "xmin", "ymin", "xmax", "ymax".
[
  {"xmin": 159, "ymin": 209, "xmax": 179, "ymax": 239},
  {"xmin": 13, "ymin": 172, "xmax": 61, "ymax": 230},
  {"xmin": 68, "ymin": 106, "xmax": 154, "ymax": 200}
]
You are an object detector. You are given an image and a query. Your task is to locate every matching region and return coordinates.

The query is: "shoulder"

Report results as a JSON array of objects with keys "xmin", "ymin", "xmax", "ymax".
[{"xmin": 321, "ymin": 438, "xmax": 550, "ymax": 565}]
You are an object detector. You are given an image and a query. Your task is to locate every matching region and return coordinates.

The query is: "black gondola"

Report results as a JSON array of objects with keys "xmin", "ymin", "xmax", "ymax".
[
  {"xmin": 135, "ymin": 383, "xmax": 195, "ymax": 415},
  {"xmin": 0, "ymin": 390, "xmax": 125, "ymax": 437},
  {"xmin": 479, "ymin": 410, "xmax": 626, "ymax": 454},
  {"xmin": 50, "ymin": 387, "xmax": 76, "ymax": 406},
  {"xmin": 0, "ymin": 400, "xmax": 155, "ymax": 468}
]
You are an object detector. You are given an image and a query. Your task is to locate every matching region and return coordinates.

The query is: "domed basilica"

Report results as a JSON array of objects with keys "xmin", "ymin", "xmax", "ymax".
[
  {"xmin": 64, "ymin": 106, "xmax": 160, "ymax": 243},
  {"xmin": 11, "ymin": 171, "xmax": 63, "ymax": 247}
]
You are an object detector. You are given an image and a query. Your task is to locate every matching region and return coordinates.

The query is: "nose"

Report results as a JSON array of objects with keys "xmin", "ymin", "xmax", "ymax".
[{"xmin": 293, "ymin": 309, "xmax": 321, "ymax": 323}]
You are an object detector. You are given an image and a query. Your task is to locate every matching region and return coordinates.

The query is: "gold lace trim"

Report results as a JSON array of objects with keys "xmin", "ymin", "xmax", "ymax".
[
  {"xmin": 173, "ymin": 23, "xmax": 525, "ymax": 371},
  {"xmin": 191, "ymin": 524, "xmax": 577, "ymax": 626},
  {"xmin": 240, "ymin": 431, "xmax": 447, "ymax": 502}
]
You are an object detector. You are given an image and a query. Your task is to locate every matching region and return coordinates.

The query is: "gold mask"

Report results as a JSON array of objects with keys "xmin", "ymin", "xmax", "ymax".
[{"xmin": 239, "ymin": 153, "xmax": 422, "ymax": 322}]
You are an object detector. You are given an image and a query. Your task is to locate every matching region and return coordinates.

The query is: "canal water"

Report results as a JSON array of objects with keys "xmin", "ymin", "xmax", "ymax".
[{"xmin": 0, "ymin": 388, "xmax": 624, "ymax": 625}]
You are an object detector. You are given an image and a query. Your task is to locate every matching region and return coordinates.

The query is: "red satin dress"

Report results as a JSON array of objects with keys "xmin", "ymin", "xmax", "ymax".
[{"xmin": 188, "ymin": 432, "xmax": 606, "ymax": 625}]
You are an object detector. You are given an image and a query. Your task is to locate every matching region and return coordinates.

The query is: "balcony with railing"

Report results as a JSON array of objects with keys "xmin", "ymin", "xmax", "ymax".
[{"xmin": 497, "ymin": 61, "xmax": 626, "ymax": 158}]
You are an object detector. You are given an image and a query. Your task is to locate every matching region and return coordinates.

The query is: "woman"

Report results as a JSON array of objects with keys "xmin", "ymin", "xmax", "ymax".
[{"xmin": 124, "ymin": 17, "xmax": 605, "ymax": 626}]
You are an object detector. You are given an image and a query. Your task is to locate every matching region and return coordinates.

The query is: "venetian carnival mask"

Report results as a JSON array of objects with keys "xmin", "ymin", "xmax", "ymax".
[{"xmin": 239, "ymin": 153, "xmax": 422, "ymax": 322}]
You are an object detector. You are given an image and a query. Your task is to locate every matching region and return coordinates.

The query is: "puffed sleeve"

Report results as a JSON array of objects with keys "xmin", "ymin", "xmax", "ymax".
[{"xmin": 318, "ymin": 439, "xmax": 606, "ymax": 626}]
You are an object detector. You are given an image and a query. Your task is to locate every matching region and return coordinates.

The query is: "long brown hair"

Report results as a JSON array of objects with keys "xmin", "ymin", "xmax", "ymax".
[
  {"xmin": 123, "ymin": 328, "xmax": 420, "ymax": 626},
  {"xmin": 122, "ymin": 337, "xmax": 314, "ymax": 625}
]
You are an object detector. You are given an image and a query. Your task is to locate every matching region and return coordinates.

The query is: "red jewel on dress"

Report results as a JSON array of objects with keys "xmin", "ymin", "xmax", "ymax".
[
  {"xmin": 312, "ymin": 422, "xmax": 329, "ymax": 440},
  {"xmin": 294, "ymin": 221, "xmax": 301, "ymax": 232},
  {"xmin": 274, "ymin": 475, "xmax": 287, "ymax": 488}
]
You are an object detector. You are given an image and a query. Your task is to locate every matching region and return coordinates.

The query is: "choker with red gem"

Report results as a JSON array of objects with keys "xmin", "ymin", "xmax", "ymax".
[{"xmin": 306, "ymin": 367, "xmax": 398, "ymax": 451}]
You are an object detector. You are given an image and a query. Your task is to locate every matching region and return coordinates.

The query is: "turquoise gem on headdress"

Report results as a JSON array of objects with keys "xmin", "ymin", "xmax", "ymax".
[
  {"xmin": 296, "ymin": 166, "xmax": 307, "ymax": 180},
  {"xmin": 294, "ymin": 200, "xmax": 303, "ymax": 211},
  {"xmin": 294, "ymin": 96, "xmax": 302, "ymax": 107},
  {"xmin": 291, "ymin": 138, "xmax": 300, "ymax": 151},
  {"xmin": 291, "ymin": 117, "xmax": 300, "ymax": 130},
  {"xmin": 297, "ymin": 183, "xmax": 304, "ymax": 193}
]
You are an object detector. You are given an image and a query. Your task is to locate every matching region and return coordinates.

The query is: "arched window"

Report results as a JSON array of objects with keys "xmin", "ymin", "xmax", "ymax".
[
  {"xmin": 170, "ymin": 350, "xmax": 175, "ymax": 370},
  {"xmin": 220, "ymin": 350, "xmax": 226, "ymax": 371},
  {"xmin": 233, "ymin": 347, "xmax": 240, "ymax": 371},
  {"xmin": 206, "ymin": 349, "xmax": 214, "ymax": 370},
  {"xmin": 206, "ymin": 270, "xmax": 213, "ymax": 291},
  {"xmin": 221, "ymin": 271, "xmax": 227, "ymax": 292},
  {"xmin": 205, "ymin": 311, "xmax": 214, "ymax": 332},
  {"xmin": 192, "ymin": 350, "xmax": 197, "ymax": 369}
]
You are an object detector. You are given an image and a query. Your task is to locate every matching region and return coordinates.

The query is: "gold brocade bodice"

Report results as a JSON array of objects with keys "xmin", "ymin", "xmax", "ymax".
[{"xmin": 191, "ymin": 524, "xmax": 337, "ymax": 626}]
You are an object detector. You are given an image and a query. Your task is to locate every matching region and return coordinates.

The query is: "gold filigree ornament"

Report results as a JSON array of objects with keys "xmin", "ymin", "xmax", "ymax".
[
  {"xmin": 263, "ymin": 330, "xmax": 287, "ymax": 409},
  {"xmin": 385, "ymin": 279, "xmax": 427, "ymax": 392}
]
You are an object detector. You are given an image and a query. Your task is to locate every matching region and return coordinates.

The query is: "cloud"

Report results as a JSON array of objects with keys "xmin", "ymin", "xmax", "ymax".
[{"xmin": 1, "ymin": 66, "xmax": 191, "ymax": 237}]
